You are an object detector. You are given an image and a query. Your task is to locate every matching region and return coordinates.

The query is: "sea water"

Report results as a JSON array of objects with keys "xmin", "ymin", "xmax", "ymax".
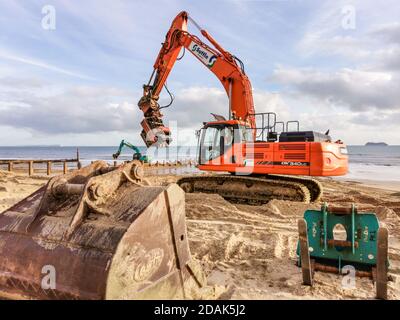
[
  {"xmin": 344, "ymin": 145, "xmax": 400, "ymax": 182},
  {"xmin": 0, "ymin": 145, "xmax": 399, "ymax": 181}
]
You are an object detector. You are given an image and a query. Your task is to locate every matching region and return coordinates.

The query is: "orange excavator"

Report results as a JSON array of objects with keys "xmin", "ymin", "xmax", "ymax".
[{"xmin": 138, "ymin": 11, "xmax": 348, "ymax": 204}]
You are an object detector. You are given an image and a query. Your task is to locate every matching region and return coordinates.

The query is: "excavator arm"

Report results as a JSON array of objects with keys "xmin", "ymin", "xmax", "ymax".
[{"xmin": 138, "ymin": 11, "xmax": 255, "ymax": 147}]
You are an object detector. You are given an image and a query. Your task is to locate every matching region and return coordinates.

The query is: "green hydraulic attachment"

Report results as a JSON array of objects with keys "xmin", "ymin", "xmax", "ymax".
[
  {"xmin": 112, "ymin": 139, "xmax": 150, "ymax": 163},
  {"xmin": 297, "ymin": 203, "xmax": 389, "ymax": 299}
]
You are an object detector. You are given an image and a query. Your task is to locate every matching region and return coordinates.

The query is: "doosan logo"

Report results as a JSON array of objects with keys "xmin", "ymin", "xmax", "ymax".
[{"xmin": 189, "ymin": 42, "xmax": 217, "ymax": 68}]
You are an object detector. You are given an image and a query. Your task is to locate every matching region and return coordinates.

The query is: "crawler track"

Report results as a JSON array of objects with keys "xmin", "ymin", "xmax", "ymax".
[
  {"xmin": 259, "ymin": 175, "xmax": 323, "ymax": 202},
  {"xmin": 177, "ymin": 175, "xmax": 316, "ymax": 205}
]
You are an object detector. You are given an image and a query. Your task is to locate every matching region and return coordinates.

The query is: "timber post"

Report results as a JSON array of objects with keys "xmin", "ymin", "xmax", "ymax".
[
  {"xmin": 28, "ymin": 161, "xmax": 34, "ymax": 176},
  {"xmin": 47, "ymin": 161, "xmax": 52, "ymax": 176}
]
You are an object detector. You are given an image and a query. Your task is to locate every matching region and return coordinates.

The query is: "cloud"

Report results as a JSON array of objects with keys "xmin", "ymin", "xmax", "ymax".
[
  {"xmin": 370, "ymin": 22, "xmax": 400, "ymax": 43},
  {"xmin": 273, "ymin": 67, "xmax": 400, "ymax": 111},
  {"xmin": 1, "ymin": 0, "xmax": 399, "ymax": 145},
  {"xmin": 0, "ymin": 81, "xmax": 293, "ymax": 139},
  {"xmin": 297, "ymin": 1, "xmax": 400, "ymax": 62},
  {"xmin": 162, "ymin": 87, "xmax": 227, "ymax": 128},
  {"xmin": 0, "ymin": 84, "xmax": 228, "ymax": 135},
  {"xmin": 160, "ymin": 86, "xmax": 292, "ymax": 130},
  {"xmin": 273, "ymin": 3, "xmax": 400, "ymax": 118},
  {"xmin": 0, "ymin": 76, "xmax": 46, "ymax": 88},
  {"xmin": 351, "ymin": 110, "xmax": 400, "ymax": 127},
  {"xmin": 0, "ymin": 50, "xmax": 95, "ymax": 80},
  {"xmin": 0, "ymin": 84, "xmax": 138, "ymax": 134}
]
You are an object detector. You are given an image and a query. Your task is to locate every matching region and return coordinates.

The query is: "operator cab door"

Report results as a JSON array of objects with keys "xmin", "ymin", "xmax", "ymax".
[
  {"xmin": 199, "ymin": 124, "xmax": 241, "ymax": 167},
  {"xmin": 199, "ymin": 126, "xmax": 222, "ymax": 165}
]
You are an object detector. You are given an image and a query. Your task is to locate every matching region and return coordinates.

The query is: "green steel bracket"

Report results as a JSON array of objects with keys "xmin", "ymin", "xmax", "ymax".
[
  {"xmin": 297, "ymin": 203, "xmax": 390, "ymax": 299},
  {"xmin": 297, "ymin": 203, "xmax": 383, "ymax": 270}
]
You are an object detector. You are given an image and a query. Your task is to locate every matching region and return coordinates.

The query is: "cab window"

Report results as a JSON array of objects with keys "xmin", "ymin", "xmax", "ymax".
[{"xmin": 199, "ymin": 125, "xmax": 236, "ymax": 164}]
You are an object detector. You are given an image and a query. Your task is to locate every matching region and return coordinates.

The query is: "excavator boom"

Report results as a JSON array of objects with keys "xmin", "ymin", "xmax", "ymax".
[{"xmin": 138, "ymin": 11, "xmax": 255, "ymax": 147}]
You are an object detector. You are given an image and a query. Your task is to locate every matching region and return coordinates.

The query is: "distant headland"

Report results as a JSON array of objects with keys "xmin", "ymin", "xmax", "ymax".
[{"xmin": 365, "ymin": 142, "xmax": 388, "ymax": 146}]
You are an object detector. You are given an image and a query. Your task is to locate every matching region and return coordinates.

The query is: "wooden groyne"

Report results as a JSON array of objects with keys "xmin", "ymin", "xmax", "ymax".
[
  {"xmin": 0, "ymin": 150, "xmax": 81, "ymax": 176},
  {"xmin": 0, "ymin": 146, "xmax": 196, "ymax": 177},
  {"xmin": 0, "ymin": 158, "xmax": 196, "ymax": 177}
]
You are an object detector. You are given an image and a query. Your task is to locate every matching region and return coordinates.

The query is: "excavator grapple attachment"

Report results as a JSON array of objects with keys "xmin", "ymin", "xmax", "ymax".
[
  {"xmin": 138, "ymin": 86, "xmax": 172, "ymax": 148},
  {"xmin": 0, "ymin": 161, "xmax": 205, "ymax": 300}
]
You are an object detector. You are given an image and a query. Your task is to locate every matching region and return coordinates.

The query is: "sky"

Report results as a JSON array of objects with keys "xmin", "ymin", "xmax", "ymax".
[{"xmin": 0, "ymin": 0, "xmax": 399, "ymax": 146}]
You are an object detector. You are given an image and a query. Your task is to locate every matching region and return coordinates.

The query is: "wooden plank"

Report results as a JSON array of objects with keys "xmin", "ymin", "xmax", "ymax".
[
  {"xmin": 298, "ymin": 218, "xmax": 313, "ymax": 286},
  {"xmin": 0, "ymin": 157, "xmax": 80, "ymax": 177},
  {"xmin": 376, "ymin": 227, "xmax": 389, "ymax": 300}
]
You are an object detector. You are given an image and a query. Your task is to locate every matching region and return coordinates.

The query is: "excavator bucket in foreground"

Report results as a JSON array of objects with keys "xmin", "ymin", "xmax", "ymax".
[{"xmin": 0, "ymin": 161, "xmax": 206, "ymax": 300}]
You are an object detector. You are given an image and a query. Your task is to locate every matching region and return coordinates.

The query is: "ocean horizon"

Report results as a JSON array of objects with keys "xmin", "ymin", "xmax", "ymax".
[{"xmin": 1, "ymin": 145, "xmax": 399, "ymax": 182}]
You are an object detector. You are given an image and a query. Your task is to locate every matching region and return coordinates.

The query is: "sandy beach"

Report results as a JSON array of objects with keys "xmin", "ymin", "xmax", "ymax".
[{"xmin": 1, "ymin": 169, "xmax": 399, "ymax": 300}]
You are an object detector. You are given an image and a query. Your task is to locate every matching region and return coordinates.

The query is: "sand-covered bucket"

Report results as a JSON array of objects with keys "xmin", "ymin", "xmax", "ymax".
[{"xmin": 0, "ymin": 161, "xmax": 205, "ymax": 299}]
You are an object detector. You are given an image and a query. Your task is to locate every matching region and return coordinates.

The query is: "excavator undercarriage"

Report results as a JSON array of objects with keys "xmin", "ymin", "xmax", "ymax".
[
  {"xmin": 0, "ymin": 161, "xmax": 206, "ymax": 300},
  {"xmin": 177, "ymin": 175, "xmax": 322, "ymax": 205}
]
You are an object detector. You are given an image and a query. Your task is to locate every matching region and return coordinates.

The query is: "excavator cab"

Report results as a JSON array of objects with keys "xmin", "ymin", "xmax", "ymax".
[
  {"xmin": 198, "ymin": 121, "xmax": 251, "ymax": 165},
  {"xmin": 197, "ymin": 112, "xmax": 290, "ymax": 165}
]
